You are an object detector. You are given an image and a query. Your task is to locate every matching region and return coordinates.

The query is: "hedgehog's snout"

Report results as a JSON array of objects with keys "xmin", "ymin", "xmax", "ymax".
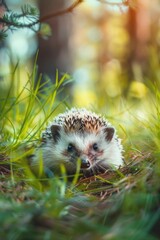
[{"xmin": 80, "ymin": 158, "xmax": 90, "ymax": 169}]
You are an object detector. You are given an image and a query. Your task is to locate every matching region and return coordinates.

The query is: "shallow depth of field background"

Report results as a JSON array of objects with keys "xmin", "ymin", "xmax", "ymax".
[
  {"xmin": 0, "ymin": 1, "xmax": 160, "ymax": 239},
  {"xmin": 1, "ymin": 0, "xmax": 160, "ymax": 107}
]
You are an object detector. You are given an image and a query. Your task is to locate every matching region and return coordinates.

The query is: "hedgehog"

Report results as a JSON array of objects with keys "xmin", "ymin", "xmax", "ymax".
[{"xmin": 31, "ymin": 108, "xmax": 124, "ymax": 177}]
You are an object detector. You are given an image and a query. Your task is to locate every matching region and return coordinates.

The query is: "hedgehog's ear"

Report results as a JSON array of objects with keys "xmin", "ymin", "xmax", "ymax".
[
  {"xmin": 104, "ymin": 127, "xmax": 115, "ymax": 142},
  {"xmin": 50, "ymin": 125, "xmax": 61, "ymax": 142}
]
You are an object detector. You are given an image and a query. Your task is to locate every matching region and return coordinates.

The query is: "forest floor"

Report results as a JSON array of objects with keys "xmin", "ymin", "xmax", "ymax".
[{"xmin": 0, "ymin": 71, "xmax": 160, "ymax": 240}]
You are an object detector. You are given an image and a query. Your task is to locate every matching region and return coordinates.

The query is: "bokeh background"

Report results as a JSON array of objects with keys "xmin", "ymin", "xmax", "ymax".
[{"xmin": 1, "ymin": 0, "xmax": 160, "ymax": 109}]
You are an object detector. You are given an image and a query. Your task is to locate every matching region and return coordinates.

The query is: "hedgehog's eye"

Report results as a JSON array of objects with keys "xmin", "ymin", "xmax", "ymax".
[
  {"xmin": 93, "ymin": 143, "xmax": 98, "ymax": 151},
  {"xmin": 67, "ymin": 143, "xmax": 75, "ymax": 152}
]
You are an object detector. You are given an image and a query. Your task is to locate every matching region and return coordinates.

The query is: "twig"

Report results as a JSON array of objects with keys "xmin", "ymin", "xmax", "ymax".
[
  {"xmin": 39, "ymin": 0, "xmax": 84, "ymax": 23},
  {"xmin": 0, "ymin": 0, "xmax": 84, "ymax": 30}
]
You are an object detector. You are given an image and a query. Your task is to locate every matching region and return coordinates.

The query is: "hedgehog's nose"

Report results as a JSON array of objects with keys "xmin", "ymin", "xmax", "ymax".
[{"xmin": 81, "ymin": 158, "xmax": 90, "ymax": 169}]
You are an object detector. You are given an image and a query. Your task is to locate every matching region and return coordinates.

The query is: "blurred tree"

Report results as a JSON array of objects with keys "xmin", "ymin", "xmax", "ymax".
[
  {"xmin": 124, "ymin": 0, "xmax": 150, "ymax": 86},
  {"xmin": 37, "ymin": 0, "xmax": 73, "ymax": 82}
]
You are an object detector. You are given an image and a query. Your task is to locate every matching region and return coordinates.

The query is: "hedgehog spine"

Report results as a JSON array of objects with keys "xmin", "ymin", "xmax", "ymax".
[{"xmin": 32, "ymin": 108, "xmax": 124, "ymax": 176}]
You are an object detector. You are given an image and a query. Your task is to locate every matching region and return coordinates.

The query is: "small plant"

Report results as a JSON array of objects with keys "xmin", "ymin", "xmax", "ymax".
[{"xmin": 0, "ymin": 61, "xmax": 160, "ymax": 239}]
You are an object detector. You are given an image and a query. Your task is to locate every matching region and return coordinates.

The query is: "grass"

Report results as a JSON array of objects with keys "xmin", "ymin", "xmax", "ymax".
[{"xmin": 0, "ymin": 64, "xmax": 160, "ymax": 240}]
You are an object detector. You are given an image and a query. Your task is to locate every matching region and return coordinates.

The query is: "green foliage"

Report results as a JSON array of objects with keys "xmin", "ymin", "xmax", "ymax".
[
  {"xmin": 0, "ymin": 62, "xmax": 160, "ymax": 239},
  {"xmin": 2, "ymin": 4, "xmax": 39, "ymax": 29},
  {"xmin": 0, "ymin": 30, "xmax": 7, "ymax": 41},
  {"xmin": 0, "ymin": 4, "xmax": 39, "ymax": 41},
  {"xmin": 0, "ymin": 60, "xmax": 71, "ymax": 190},
  {"xmin": 0, "ymin": 65, "xmax": 70, "ymax": 147}
]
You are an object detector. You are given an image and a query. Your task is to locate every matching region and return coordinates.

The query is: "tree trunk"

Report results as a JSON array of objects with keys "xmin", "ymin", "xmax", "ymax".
[{"xmin": 37, "ymin": 0, "xmax": 72, "ymax": 83}]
